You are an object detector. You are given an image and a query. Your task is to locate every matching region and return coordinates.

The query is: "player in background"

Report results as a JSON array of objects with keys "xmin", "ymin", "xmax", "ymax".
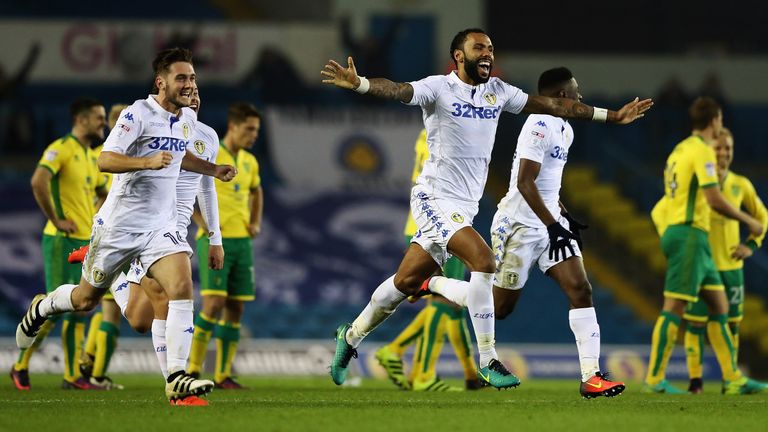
[
  {"xmin": 650, "ymin": 128, "xmax": 768, "ymax": 394},
  {"xmin": 644, "ymin": 97, "xmax": 764, "ymax": 395},
  {"xmin": 79, "ymin": 103, "xmax": 129, "ymax": 390},
  {"xmin": 15, "ymin": 48, "xmax": 236, "ymax": 404},
  {"xmin": 375, "ymin": 129, "xmax": 481, "ymax": 392},
  {"xmin": 10, "ymin": 98, "xmax": 108, "ymax": 391},
  {"xmin": 321, "ymin": 28, "xmax": 652, "ymax": 389},
  {"xmin": 480, "ymin": 67, "xmax": 623, "ymax": 398},
  {"xmin": 187, "ymin": 102, "xmax": 263, "ymax": 389}
]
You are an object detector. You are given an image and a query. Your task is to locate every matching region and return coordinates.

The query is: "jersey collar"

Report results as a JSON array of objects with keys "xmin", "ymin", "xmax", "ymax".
[{"xmin": 448, "ymin": 70, "xmax": 480, "ymax": 91}]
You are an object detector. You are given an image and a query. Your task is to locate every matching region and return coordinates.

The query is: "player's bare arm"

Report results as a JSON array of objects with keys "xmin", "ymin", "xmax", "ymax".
[
  {"xmin": 181, "ymin": 151, "xmax": 237, "ymax": 181},
  {"xmin": 703, "ymin": 187, "xmax": 764, "ymax": 236},
  {"xmin": 523, "ymin": 96, "xmax": 653, "ymax": 125},
  {"xmin": 98, "ymin": 150, "xmax": 172, "ymax": 173},
  {"xmin": 248, "ymin": 185, "xmax": 264, "ymax": 237},
  {"xmin": 517, "ymin": 159, "xmax": 557, "ymax": 226},
  {"xmin": 30, "ymin": 167, "xmax": 76, "ymax": 233},
  {"xmin": 321, "ymin": 56, "xmax": 414, "ymax": 103}
]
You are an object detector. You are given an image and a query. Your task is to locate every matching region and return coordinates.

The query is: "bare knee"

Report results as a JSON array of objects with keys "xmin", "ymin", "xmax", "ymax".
[
  {"xmin": 202, "ymin": 296, "xmax": 226, "ymax": 318},
  {"xmin": 465, "ymin": 249, "xmax": 495, "ymax": 274},
  {"xmin": 563, "ymin": 278, "xmax": 593, "ymax": 308},
  {"xmin": 165, "ymin": 279, "xmax": 194, "ymax": 300},
  {"xmin": 393, "ymin": 273, "xmax": 424, "ymax": 296}
]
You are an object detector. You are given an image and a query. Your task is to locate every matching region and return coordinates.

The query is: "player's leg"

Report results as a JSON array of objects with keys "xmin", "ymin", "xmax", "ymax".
[
  {"xmin": 412, "ymin": 301, "xmax": 459, "ymax": 391},
  {"xmin": 188, "ymin": 236, "xmax": 226, "ymax": 378},
  {"xmin": 214, "ymin": 299, "xmax": 246, "ymax": 388},
  {"xmin": 89, "ymin": 298, "xmax": 122, "ymax": 389},
  {"xmin": 11, "ymin": 318, "xmax": 56, "ymax": 390},
  {"xmin": 683, "ymin": 298, "xmax": 709, "ymax": 394},
  {"xmin": 80, "ymin": 311, "xmax": 102, "ymax": 379},
  {"xmin": 331, "ymin": 243, "xmax": 437, "ymax": 385},
  {"xmin": 376, "ymin": 304, "xmax": 427, "ymax": 390}
]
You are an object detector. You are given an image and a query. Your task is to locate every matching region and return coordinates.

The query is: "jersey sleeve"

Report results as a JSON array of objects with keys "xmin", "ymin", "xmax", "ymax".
[
  {"xmin": 515, "ymin": 117, "xmax": 550, "ymax": 164},
  {"xmin": 38, "ymin": 140, "xmax": 71, "ymax": 175},
  {"xmin": 741, "ymin": 177, "xmax": 768, "ymax": 249},
  {"xmin": 693, "ymin": 145, "xmax": 718, "ymax": 188},
  {"xmin": 102, "ymin": 107, "xmax": 143, "ymax": 154},
  {"xmin": 406, "ymin": 75, "xmax": 444, "ymax": 107},
  {"xmin": 500, "ymin": 81, "xmax": 529, "ymax": 114}
]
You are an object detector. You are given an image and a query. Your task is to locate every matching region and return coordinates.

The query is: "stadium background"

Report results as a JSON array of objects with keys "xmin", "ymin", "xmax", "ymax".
[{"xmin": 0, "ymin": 0, "xmax": 766, "ymax": 382}]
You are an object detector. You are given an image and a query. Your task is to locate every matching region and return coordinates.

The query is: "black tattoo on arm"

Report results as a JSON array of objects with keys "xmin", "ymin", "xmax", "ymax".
[{"xmin": 368, "ymin": 79, "xmax": 414, "ymax": 103}]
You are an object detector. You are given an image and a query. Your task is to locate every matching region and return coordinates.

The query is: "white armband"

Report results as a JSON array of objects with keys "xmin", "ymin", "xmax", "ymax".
[
  {"xmin": 592, "ymin": 107, "xmax": 608, "ymax": 122},
  {"xmin": 354, "ymin": 76, "xmax": 370, "ymax": 94}
]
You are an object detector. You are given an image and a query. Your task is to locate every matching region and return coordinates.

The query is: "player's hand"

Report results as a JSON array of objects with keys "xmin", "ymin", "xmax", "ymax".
[
  {"xmin": 54, "ymin": 218, "xmax": 77, "ymax": 234},
  {"xmin": 247, "ymin": 223, "xmax": 261, "ymax": 237},
  {"xmin": 145, "ymin": 152, "xmax": 172, "ymax": 170},
  {"xmin": 208, "ymin": 244, "xmax": 224, "ymax": 270},
  {"xmin": 731, "ymin": 244, "xmax": 754, "ymax": 260},
  {"xmin": 214, "ymin": 164, "xmax": 237, "ymax": 182},
  {"xmin": 546, "ymin": 222, "xmax": 577, "ymax": 261},
  {"xmin": 321, "ymin": 56, "xmax": 361, "ymax": 90},
  {"xmin": 613, "ymin": 97, "xmax": 654, "ymax": 125},
  {"xmin": 562, "ymin": 212, "xmax": 588, "ymax": 250}
]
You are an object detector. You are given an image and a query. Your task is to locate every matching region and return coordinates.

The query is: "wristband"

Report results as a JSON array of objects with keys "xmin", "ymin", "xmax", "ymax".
[
  {"xmin": 746, "ymin": 239, "xmax": 758, "ymax": 251},
  {"xmin": 355, "ymin": 76, "xmax": 370, "ymax": 94},
  {"xmin": 592, "ymin": 107, "xmax": 608, "ymax": 122}
]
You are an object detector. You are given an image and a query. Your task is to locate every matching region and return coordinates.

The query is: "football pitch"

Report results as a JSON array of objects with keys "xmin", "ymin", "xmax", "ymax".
[{"xmin": 1, "ymin": 375, "xmax": 766, "ymax": 432}]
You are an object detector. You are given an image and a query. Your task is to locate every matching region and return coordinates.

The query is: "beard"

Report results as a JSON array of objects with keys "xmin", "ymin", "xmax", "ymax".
[{"xmin": 464, "ymin": 56, "xmax": 491, "ymax": 84}]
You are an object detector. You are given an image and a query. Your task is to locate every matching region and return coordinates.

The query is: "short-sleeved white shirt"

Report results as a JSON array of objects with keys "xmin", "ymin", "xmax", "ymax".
[
  {"xmin": 176, "ymin": 121, "xmax": 219, "ymax": 233},
  {"xmin": 497, "ymin": 114, "xmax": 573, "ymax": 228},
  {"xmin": 97, "ymin": 95, "xmax": 197, "ymax": 232},
  {"xmin": 407, "ymin": 72, "xmax": 528, "ymax": 205}
]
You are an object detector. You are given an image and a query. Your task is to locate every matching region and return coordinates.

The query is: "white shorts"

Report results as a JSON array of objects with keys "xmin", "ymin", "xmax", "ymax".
[
  {"xmin": 491, "ymin": 212, "xmax": 581, "ymax": 290},
  {"xmin": 409, "ymin": 186, "xmax": 477, "ymax": 266},
  {"xmin": 124, "ymin": 226, "xmax": 189, "ymax": 285},
  {"xmin": 82, "ymin": 217, "xmax": 192, "ymax": 289}
]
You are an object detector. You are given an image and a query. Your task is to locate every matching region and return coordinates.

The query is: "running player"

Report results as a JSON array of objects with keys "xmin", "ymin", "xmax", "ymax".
[
  {"xmin": 15, "ymin": 48, "xmax": 236, "ymax": 404},
  {"xmin": 321, "ymin": 28, "xmax": 652, "ymax": 388},
  {"xmin": 651, "ymin": 128, "xmax": 768, "ymax": 394},
  {"xmin": 477, "ymin": 67, "xmax": 624, "ymax": 398},
  {"xmin": 187, "ymin": 102, "xmax": 263, "ymax": 389},
  {"xmin": 644, "ymin": 97, "xmax": 764, "ymax": 395},
  {"xmin": 10, "ymin": 98, "xmax": 108, "ymax": 391}
]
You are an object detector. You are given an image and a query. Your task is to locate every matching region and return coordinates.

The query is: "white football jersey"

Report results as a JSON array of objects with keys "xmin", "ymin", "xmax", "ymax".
[
  {"xmin": 176, "ymin": 121, "xmax": 219, "ymax": 237},
  {"xmin": 407, "ymin": 71, "xmax": 528, "ymax": 204},
  {"xmin": 497, "ymin": 114, "xmax": 573, "ymax": 228},
  {"xmin": 97, "ymin": 95, "xmax": 197, "ymax": 232}
]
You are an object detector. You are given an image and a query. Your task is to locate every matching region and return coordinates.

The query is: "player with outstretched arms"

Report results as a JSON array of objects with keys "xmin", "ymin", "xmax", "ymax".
[
  {"xmin": 321, "ymin": 28, "xmax": 652, "ymax": 389},
  {"xmin": 15, "ymin": 48, "xmax": 236, "ymax": 405}
]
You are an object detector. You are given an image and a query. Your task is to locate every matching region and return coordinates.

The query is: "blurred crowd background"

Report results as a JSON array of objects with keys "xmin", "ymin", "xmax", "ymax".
[{"xmin": 1, "ymin": 0, "xmax": 767, "ymax": 376}]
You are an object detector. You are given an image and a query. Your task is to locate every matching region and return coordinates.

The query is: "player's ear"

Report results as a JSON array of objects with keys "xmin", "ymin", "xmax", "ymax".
[
  {"xmin": 454, "ymin": 49, "xmax": 464, "ymax": 65},
  {"xmin": 155, "ymin": 75, "xmax": 164, "ymax": 93}
]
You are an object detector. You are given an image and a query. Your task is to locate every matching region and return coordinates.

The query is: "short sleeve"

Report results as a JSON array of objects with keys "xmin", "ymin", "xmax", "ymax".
[
  {"xmin": 406, "ymin": 75, "xmax": 445, "ymax": 107},
  {"xmin": 515, "ymin": 117, "xmax": 550, "ymax": 164},
  {"xmin": 694, "ymin": 145, "xmax": 718, "ymax": 188},
  {"xmin": 38, "ymin": 140, "xmax": 70, "ymax": 175},
  {"xmin": 501, "ymin": 81, "xmax": 529, "ymax": 114},
  {"xmin": 103, "ymin": 107, "xmax": 143, "ymax": 154}
]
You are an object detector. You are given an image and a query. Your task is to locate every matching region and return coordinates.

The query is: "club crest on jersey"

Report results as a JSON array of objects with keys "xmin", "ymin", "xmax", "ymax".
[
  {"xmin": 92, "ymin": 269, "xmax": 105, "ymax": 283},
  {"xmin": 45, "ymin": 150, "xmax": 58, "ymax": 161},
  {"xmin": 483, "ymin": 93, "xmax": 497, "ymax": 105},
  {"xmin": 451, "ymin": 212, "xmax": 464, "ymax": 223},
  {"xmin": 194, "ymin": 140, "xmax": 206, "ymax": 154},
  {"xmin": 182, "ymin": 123, "xmax": 190, "ymax": 139}
]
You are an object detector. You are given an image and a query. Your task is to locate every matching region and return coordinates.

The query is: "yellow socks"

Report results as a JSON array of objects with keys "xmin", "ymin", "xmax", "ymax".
[
  {"xmin": 188, "ymin": 313, "xmax": 216, "ymax": 375},
  {"xmin": 684, "ymin": 325, "xmax": 705, "ymax": 380},
  {"xmin": 707, "ymin": 314, "xmax": 741, "ymax": 382},
  {"xmin": 645, "ymin": 311, "xmax": 680, "ymax": 385},
  {"xmin": 214, "ymin": 321, "xmax": 241, "ymax": 383}
]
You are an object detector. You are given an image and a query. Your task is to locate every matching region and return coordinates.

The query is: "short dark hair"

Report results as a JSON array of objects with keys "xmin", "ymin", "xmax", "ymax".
[
  {"xmin": 537, "ymin": 67, "xmax": 574, "ymax": 95},
  {"xmin": 70, "ymin": 97, "xmax": 102, "ymax": 122},
  {"xmin": 152, "ymin": 47, "xmax": 194, "ymax": 77},
  {"xmin": 228, "ymin": 102, "xmax": 261, "ymax": 124},
  {"xmin": 689, "ymin": 97, "xmax": 721, "ymax": 130},
  {"xmin": 449, "ymin": 28, "xmax": 487, "ymax": 66}
]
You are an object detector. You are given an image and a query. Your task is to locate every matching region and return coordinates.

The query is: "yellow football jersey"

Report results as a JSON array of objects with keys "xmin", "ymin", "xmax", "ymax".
[
  {"xmin": 404, "ymin": 129, "xmax": 428, "ymax": 237},
  {"xmin": 197, "ymin": 142, "xmax": 261, "ymax": 239},
  {"xmin": 38, "ymin": 135, "xmax": 108, "ymax": 240},
  {"xmin": 662, "ymin": 135, "xmax": 719, "ymax": 232}
]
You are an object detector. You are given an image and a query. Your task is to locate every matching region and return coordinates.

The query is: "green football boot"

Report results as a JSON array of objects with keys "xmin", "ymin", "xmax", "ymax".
[
  {"xmin": 723, "ymin": 377, "xmax": 768, "ymax": 395},
  {"xmin": 330, "ymin": 323, "xmax": 358, "ymax": 385},
  {"xmin": 374, "ymin": 345, "xmax": 410, "ymax": 390},
  {"xmin": 477, "ymin": 359, "xmax": 520, "ymax": 390},
  {"xmin": 642, "ymin": 379, "xmax": 687, "ymax": 394}
]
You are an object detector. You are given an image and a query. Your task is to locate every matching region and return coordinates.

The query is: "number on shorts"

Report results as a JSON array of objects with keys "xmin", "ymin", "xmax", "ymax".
[{"xmin": 729, "ymin": 285, "xmax": 744, "ymax": 305}]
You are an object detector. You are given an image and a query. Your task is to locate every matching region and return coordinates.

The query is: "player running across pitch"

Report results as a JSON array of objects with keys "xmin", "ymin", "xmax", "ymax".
[
  {"xmin": 321, "ymin": 28, "xmax": 652, "ymax": 389},
  {"xmin": 15, "ymin": 47, "xmax": 236, "ymax": 405}
]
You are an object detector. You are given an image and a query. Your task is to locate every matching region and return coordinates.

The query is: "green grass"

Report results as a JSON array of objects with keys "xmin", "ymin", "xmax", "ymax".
[{"xmin": 1, "ymin": 375, "xmax": 766, "ymax": 432}]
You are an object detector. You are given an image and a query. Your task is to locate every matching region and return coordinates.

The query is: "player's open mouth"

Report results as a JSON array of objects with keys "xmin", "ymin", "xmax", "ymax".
[{"xmin": 478, "ymin": 60, "xmax": 491, "ymax": 74}]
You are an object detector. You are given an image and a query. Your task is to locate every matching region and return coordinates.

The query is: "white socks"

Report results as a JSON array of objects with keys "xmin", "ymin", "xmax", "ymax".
[
  {"xmin": 151, "ymin": 319, "xmax": 168, "ymax": 379},
  {"xmin": 38, "ymin": 284, "xmax": 76, "ymax": 316},
  {"xmin": 428, "ymin": 276, "xmax": 468, "ymax": 306},
  {"xmin": 346, "ymin": 275, "xmax": 406, "ymax": 348},
  {"xmin": 166, "ymin": 299, "xmax": 194, "ymax": 374},
  {"xmin": 569, "ymin": 307, "xmax": 601, "ymax": 381},
  {"xmin": 109, "ymin": 272, "xmax": 130, "ymax": 317},
  {"xmin": 465, "ymin": 272, "xmax": 497, "ymax": 368}
]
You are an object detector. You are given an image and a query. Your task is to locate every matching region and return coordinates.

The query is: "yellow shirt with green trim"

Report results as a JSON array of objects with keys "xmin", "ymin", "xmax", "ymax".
[
  {"xmin": 404, "ymin": 129, "xmax": 428, "ymax": 237},
  {"xmin": 38, "ymin": 135, "xmax": 107, "ymax": 240},
  {"xmin": 662, "ymin": 135, "xmax": 719, "ymax": 232},
  {"xmin": 709, "ymin": 171, "xmax": 768, "ymax": 270},
  {"xmin": 197, "ymin": 142, "xmax": 261, "ymax": 239}
]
